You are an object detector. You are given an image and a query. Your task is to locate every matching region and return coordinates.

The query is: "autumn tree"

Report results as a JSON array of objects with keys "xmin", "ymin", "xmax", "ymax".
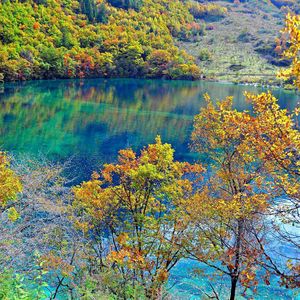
[
  {"xmin": 187, "ymin": 90, "xmax": 300, "ymax": 298},
  {"xmin": 241, "ymin": 91, "xmax": 300, "ymax": 289},
  {"xmin": 0, "ymin": 0, "xmax": 200, "ymax": 81},
  {"xmin": 187, "ymin": 94, "xmax": 272, "ymax": 300},
  {"xmin": 73, "ymin": 136, "xmax": 203, "ymax": 298},
  {"xmin": 278, "ymin": 13, "xmax": 300, "ymax": 88}
]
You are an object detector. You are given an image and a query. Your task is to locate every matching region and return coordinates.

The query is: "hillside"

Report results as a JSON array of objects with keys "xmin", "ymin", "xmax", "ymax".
[
  {"xmin": 179, "ymin": 0, "xmax": 300, "ymax": 85},
  {"xmin": 0, "ymin": 0, "xmax": 202, "ymax": 82},
  {"xmin": 0, "ymin": 0, "xmax": 298, "ymax": 83}
]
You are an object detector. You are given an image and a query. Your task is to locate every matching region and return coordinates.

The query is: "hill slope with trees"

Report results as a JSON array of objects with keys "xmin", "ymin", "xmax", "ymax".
[
  {"xmin": 0, "ymin": 0, "xmax": 202, "ymax": 82},
  {"xmin": 0, "ymin": 0, "xmax": 299, "ymax": 83}
]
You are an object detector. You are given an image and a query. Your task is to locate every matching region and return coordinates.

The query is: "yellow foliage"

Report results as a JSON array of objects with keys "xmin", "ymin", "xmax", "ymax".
[
  {"xmin": 278, "ymin": 13, "xmax": 300, "ymax": 88},
  {"xmin": 7, "ymin": 207, "xmax": 20, "ymax": 222},
  {"xmin": 187, "ymin": 89, "xmax": 300, "ymax": 291},
  {"xmin": 72, "ymin": 136, "xmax": 204, "ymax": 293},
  {"xmin": 0, "ymin": 152, "xmax": 22, "ymax": 208}
]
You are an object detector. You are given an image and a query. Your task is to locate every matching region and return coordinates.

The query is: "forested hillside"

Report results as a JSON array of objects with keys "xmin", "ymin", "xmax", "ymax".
[
  {"xmin": 0, "ymin": 0, "xmax": 299, "ymax": 83},
  {"xmin": 0, "ymin": 0, "xmax": 202, "ymax": 81}
]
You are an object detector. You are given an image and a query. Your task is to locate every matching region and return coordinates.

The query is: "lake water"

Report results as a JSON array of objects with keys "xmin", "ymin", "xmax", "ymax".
[
  {"xmin": 1, "ymin": 78, "xmax": 298, "ymax": 180},
  {"xmin": 0, "ymin": 78, "xmax": 299, "ymax": 299}
]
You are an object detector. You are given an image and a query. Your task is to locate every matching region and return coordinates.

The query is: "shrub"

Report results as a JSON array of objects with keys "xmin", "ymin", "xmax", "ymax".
[
  {"xmin": 0, "ymin": 270, "xmax": 47, "ymax": 300},
  {"xmin": 198, "ymin": 48, "xmax": 212, "ymax": 61},
  {"xmin": 189, "ymin": 3, "xmax": 227, "ymax": 20}
]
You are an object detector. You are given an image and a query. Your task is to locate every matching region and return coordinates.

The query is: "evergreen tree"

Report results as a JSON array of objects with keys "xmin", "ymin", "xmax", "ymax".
[
  {"xmin": 96, "ymin": 2, "xmax": 109, "ymax": 24},
  {"xmin": 107, "ymin": 0, "xmax": 142, "ymax": 10},
  {"xmin": 81, "ymin": 0, "xmax": 97, "ymax": 22}
]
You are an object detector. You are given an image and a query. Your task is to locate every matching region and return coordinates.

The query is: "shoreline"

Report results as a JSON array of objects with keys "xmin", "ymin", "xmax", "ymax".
[{"xmin": 1, "ymin": 76, "xmax": 297, "ymax": 93}]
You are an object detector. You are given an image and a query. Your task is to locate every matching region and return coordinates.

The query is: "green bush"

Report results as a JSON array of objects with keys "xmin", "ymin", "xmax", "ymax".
[
  {"xmin": 198, "ymin": 48, "xmax": 212, "ymax": 61},
  {"xmin": 0, "ymin": 270, "xmax": 48, "ymax": 300}
]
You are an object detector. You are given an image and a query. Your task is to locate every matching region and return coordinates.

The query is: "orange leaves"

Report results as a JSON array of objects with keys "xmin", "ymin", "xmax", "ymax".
[
  {"xmin": 102, "ymin": 164, "xmax": 114, "ymax": 182},
  {"xmin": 244, "ymin": 91, "xmax": 300, "ymax": 185},
  {"xmin": 72, "ymin": 172, "xmax": 113, "ymax": 226},
  {"xmin": 191, "ymin": 93, "xmax": 246, "ymax": 154},
  {"xmin": 190, "ymin": 88, "xmax": 300, "ymax": 295},
  {"xmin": 188, "ymin": 91, "xmax": 290, "ymax": 294},
  {"xmin": 182, "ymin": 161, "xmax": 204, "ymax": 178},
  {"xmin": 193, "ymin": 90, "xmax": 300, "ymax": 202},
  {"xmin": 40, "ymin": 252, "xmax": 74, "ymax": 278},
  {"xmin": 156, "ymin": 269, "xmax": 169, "ymax": 283},
  {"xmin": 74, "ymin": 136, "xmax": 204, "ymax": 220},
  {"xmin": 119, "ymin": 148, "xmax": 136, "ymax": 162},
  {"xmin": 33, "ymin": 22, "xmax": 40, "ymax": 30},
  {"xmin": 108, "ymin": 246, "xmax": 147, "ymax": 270},
  {"xmin": 187, "ymin": 188, "xmax": 268, "ymax": 223}
]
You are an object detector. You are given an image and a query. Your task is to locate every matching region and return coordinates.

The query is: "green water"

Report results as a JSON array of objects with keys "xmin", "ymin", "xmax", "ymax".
[
  {"xmin": 1, "ymin": 78, "xmax": 299, "ymax": 299},
  {"xmin": 1, "ymin": 78, "xmax": 298, "ymax": 179}
]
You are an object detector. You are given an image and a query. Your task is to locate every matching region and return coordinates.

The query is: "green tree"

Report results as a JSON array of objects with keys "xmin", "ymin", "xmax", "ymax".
[{"xmin": 80, "ymin": 0, "xmax": 97, "ymax": 22}]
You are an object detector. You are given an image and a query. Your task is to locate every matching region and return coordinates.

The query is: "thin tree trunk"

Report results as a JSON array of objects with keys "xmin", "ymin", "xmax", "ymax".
[
  {"xmin": 230, "ymin": 219, "xmax": 243, "ymax": 300},
  {"xmin": 230, "ymin": 276, "xmax": 238, "ymax": 300}
]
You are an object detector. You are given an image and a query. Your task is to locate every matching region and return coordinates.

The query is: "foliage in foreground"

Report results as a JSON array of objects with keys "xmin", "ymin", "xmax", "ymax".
[
  {"xmin": 188, "ymin": 90, "xmax": 300, "ymax": 299},
  {"xmin": 0, "ymin": 270, "xmax": 47, "ymax": 300},
  {"xmin": 72, "ymin": 136, "xmax": 203, "ymax": 298}
]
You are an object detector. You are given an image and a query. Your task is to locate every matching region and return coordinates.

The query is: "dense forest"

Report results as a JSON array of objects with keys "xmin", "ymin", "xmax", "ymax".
[
  {"xmin": 0, "ymin": 0, "xmax": 202, "ymax": 81},
  {"xmin": 0, "ymin": 0, "xmax": 300, "ymax": 83}
]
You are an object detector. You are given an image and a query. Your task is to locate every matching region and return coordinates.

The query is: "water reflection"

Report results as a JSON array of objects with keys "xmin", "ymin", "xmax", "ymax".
[{"xmin": 0, "ymin": 78, "xmax": 298, "ymax": 179}]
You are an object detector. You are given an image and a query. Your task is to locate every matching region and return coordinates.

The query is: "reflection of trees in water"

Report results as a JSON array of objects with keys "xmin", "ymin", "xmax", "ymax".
[
  {"xmin": 0, "ymin": 80, "xmax": 199, "ymax": 159},
  {"xmin": 0, "ymin": 79, "xmax": 298, "ymax": 161}
]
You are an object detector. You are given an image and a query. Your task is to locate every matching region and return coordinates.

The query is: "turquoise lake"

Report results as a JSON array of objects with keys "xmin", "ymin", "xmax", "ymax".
[{"xmin": 0, "ymin": 78, "xmax": 299, "ymax": 299}]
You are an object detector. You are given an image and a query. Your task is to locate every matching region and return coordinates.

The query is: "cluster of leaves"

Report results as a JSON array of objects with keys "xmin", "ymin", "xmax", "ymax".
[
  {"xmin": 189, "ymin": 2, "xmax": 228, "ymax": 20},
  {"xmin": 2, "ymin": 88, "xmax": 300, "ymax": 298},
  {"xmin": 0, "ymin": 153, "xmax": 22, "ymax": 223},
  {"xmin": 67, "ymin": 86, "xmax": 300, "ymax": 299},
  {"xmin": 0, "ymin": 0, "xmax": 202, "ymax": 81},
  {"xmin": 188, "ymin": 89, "xmax": 300, "ymax": 298},
  {"xmin": 0, "ymin": 270, "xmax": 47, "ymax": 300},
  {"xmin": 0, "ymin": 153, "xmax": 22, "ymax": 208},
  {"xmin": 72, "ymin": 136, "xmax": 203, "ymax": 298},
  {"xmin": 277, "ymin": 13, "xmax": 300, "ymax": 88}
]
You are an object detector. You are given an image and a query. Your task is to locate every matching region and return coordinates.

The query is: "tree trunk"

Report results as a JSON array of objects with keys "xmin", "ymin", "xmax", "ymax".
[
  {"xmin": 229, "ymin": 219, "xmax": 243, "ymax": 300},
  {"xmin": 230, "ymin": 276, "xmax": 238, "ymax": 300}
]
